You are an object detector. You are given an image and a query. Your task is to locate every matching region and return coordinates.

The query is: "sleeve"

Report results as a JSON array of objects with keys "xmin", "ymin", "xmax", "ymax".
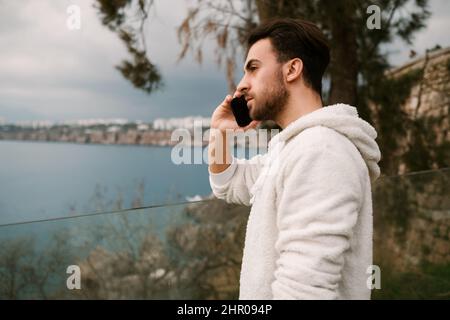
[
  {"xmin": 271, "ymin": 146, "xmax": 363, "ymax": 299},
  {"xmin": 208, "ymin": 153, "xmax": 267, "ymax": 206}
]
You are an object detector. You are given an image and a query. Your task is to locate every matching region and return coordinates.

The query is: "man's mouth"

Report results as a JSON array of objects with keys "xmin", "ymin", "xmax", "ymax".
[{"xmin": 246, "ymin": 99, "xmax": 253, "ymax": 109}]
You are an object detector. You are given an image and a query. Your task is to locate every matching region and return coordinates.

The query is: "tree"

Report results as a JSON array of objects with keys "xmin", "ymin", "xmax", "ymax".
[
  {"xmin": 95, "ymin": 0, "xmax": 429, "ymax": 103},
  {"xmin": 95, "ymin": 0, "xmax": 439, "ymax": 175},
  {"xmin": 94, "ymin": 0, "xmax": 163, "ymax": 94}
]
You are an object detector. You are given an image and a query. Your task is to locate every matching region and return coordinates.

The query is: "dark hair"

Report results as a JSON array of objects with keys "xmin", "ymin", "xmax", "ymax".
[{"xmin": 246, "ymin": 18, "xmax": 330, "ymax": 96}]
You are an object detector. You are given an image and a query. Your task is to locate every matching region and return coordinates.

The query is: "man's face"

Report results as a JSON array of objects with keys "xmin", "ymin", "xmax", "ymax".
[{"xmin": 236, "ymin": 38, "xmax": 289, "ymax": 121}]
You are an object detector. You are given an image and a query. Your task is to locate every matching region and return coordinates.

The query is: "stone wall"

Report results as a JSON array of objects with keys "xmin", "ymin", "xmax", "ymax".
[{"xmin": 382, "ymin": 47, "xmax": 450, "ymax": 175}]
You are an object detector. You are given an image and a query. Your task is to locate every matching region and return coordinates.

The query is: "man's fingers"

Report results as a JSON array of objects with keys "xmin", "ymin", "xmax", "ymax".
[
  {"xmin": 251, "ymin": 120, "xmax": 261, "ymax": 127},
  {"xmin": 218, "ymin": 95, "xmax": 231, "ymax": 111},
  {"xmin": 221, "ymin": 95, "xmax": 232, "ymax": 107}
]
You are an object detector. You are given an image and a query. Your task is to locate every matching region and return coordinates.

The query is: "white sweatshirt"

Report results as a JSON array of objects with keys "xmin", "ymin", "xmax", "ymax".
[{"xmin": 209, "ymin": 104, "xmax": 381, "ymax": 300}]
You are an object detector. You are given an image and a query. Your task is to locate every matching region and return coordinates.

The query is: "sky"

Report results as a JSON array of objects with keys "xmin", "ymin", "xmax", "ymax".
[{"xmin": 0, "ymin": 0, "xmax": 449, "ymax": 123}]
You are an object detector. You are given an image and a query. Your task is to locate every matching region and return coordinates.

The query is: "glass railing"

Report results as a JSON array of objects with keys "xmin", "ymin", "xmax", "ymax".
[{"xmin": 0, "ymin": 168, "xmax": 449, "ymax": 299}]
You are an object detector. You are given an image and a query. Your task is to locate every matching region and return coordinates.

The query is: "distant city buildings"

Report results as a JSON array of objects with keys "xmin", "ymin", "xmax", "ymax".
[
  {"xmin": 153, "ymin": 116, "xmax": 211, "ymax": 130},
  {"xmin": 0, "ymin": 116, "xmax": 218, "ymax": 147},
  {"xmin": 4, "ymin": 116, "xmax": 211, "ymax": 131}
]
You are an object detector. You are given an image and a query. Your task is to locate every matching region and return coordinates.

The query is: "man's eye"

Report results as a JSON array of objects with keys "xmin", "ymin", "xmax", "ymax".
[{"xmin": 249, "ymin": 66, "xmax": 257, "ymax": 71}]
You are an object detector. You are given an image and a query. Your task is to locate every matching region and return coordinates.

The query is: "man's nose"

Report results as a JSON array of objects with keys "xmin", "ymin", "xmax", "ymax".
[{"xmin": 235, "ymin": 77, "xmax": 249, "ymax": 97}]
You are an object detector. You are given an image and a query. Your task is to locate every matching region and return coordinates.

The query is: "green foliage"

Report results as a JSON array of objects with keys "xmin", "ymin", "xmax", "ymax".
[
  {"xmin": 373, "ymin": 175, "xmax": 416, "ymax": 240},
  {"xmin": 365, "ymin": 61, "xmax": 449, "ymax": 175},
  {"xmin": 94, "ymin": 0, "xmax": 132, "ymax": 30},
  {"xmin": 368, "ymin": 68, "xmax": 424, "ymax": 173},
  {"xmin": 372, "ymin": 262, "xmax": 450, "ymax": 300},
  {"xmin": 94, "ymin": 0, "xmax": 163, "ymax": 94},
  {"xmin": 0, "ymin": 232, "xmax": 76, "ymax": 299},
  {"xmin": 404, "ymin": 116, "xmax": 449, "ymax": 172},
  {"xmin": 93, "ymin": 1, "xmax": 447, "ymax": 176},
  {"xmin": 116, "ymin": 30, "xmax": 163, "ymax": 94}
]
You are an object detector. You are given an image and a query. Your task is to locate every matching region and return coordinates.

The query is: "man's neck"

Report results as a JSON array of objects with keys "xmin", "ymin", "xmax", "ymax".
[{"xmin": 275, "ymin": 89, "xmax": 323, "ymax": 129}]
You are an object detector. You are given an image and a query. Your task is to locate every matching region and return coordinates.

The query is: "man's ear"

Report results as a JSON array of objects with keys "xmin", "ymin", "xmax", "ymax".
[{"xmin": 285, "ymin": 58, "xmax": 303, "ymax": 83}]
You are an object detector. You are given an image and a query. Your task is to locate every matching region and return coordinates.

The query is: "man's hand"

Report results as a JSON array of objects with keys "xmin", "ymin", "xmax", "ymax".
[
  {"xmin": 208, "ymin": 94, "xmax": 260, "ymax": 174},
  {"xmin": 210, "ymin": 94, "xmax": 261, "ymax": 132}
]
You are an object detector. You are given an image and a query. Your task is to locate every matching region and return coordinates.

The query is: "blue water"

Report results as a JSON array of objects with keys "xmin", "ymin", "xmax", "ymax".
[
  {"xmin": 0, "ymin": 140, "xmax": 261, "ymax": 298},
  {"xmin": 0, "ymin": 140, "xmax": 213, "ymax": 225}
]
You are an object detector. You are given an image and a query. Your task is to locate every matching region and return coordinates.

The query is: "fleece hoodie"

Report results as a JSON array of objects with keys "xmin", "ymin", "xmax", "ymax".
[{"xmin": 208, "ymin": 104, "xmax": 381, "ymax": 300}]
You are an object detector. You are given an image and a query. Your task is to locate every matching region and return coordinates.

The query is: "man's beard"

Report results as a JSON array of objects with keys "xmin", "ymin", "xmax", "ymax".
[{"xmin": 250, "ymin": 70, "xmax": 289, "ymax": 121}]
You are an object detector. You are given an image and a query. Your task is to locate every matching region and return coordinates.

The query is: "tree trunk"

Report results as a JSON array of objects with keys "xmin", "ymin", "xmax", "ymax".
[
  {"xmin": 255, "ymin": 0, "xmax": 301, "ymax": 22},
  {"xmin": 327, "ymin": 1, "xmax": 358, "ymax": 106},
  {"xmin": 255, "ymin": 0, "xmax": 278, "ymax": 22}
]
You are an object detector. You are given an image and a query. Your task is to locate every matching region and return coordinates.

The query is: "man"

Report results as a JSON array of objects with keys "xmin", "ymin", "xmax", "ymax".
[{"xmin": 207, "ymin": 18, "xmax": 381, "ymax": 299}]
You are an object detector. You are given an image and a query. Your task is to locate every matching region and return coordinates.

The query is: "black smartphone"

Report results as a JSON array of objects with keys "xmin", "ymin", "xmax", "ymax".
[{"xmin": 230, "ymin": 95, "xmax": 252, "ymax": 127}]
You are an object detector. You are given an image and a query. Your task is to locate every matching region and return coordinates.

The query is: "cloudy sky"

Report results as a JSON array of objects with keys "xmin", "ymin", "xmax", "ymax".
[{"xmin": 0, "ymin": 0, "xmax": 449, "ymax": 123}]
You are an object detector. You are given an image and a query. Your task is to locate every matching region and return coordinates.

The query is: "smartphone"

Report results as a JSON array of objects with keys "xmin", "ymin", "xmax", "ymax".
[{"xmin": 230, "ymin": 95, "xmax": 252, "ymax": 127}]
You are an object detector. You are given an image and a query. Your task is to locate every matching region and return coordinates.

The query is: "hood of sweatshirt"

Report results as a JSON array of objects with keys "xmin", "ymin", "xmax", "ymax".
[
  {"xmin": 248, "ymin": 103, "xmax": 381, "ymax": 205},
  {"xmin": 269, "ymin": 103, "xmax": 381, "ymax": 182}
]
